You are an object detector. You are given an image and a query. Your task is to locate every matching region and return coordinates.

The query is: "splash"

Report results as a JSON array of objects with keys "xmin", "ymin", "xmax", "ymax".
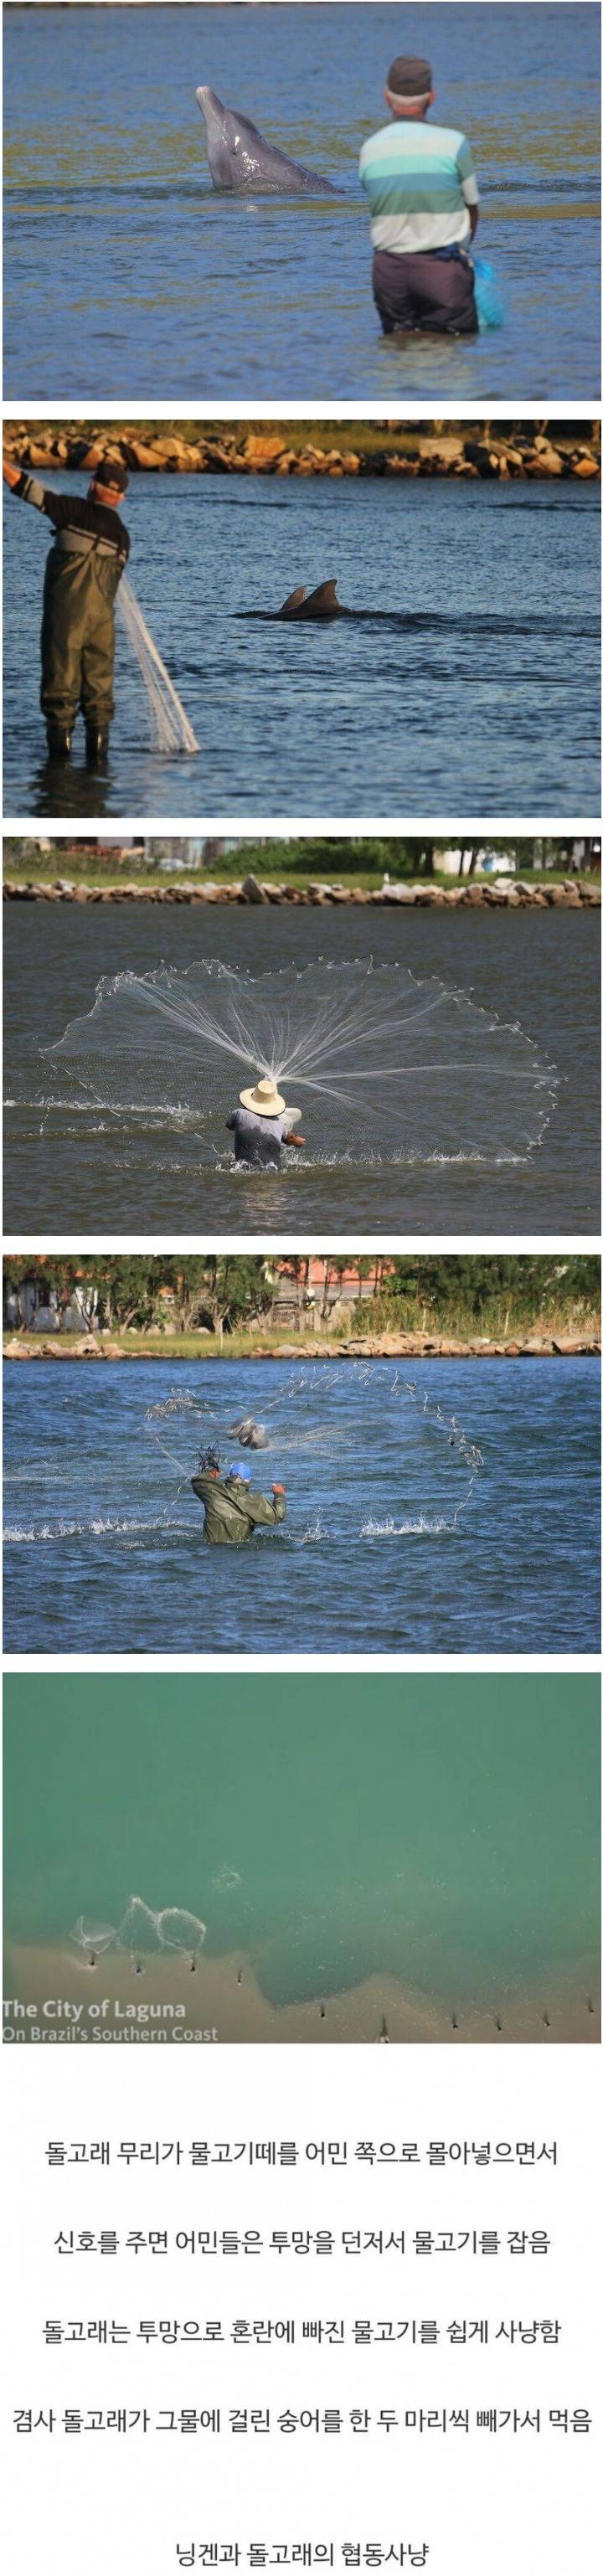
[
  {"xmin": 116, "ymin": 573, "xmax": 198, "ymax": 755},
  {"xmin": 70, "ymin": 1895, "xmax": 206, "ymax": 1962},
  {"xmin": 45, "ymin": 960, "xmax": 557, "ymax": 1167}
]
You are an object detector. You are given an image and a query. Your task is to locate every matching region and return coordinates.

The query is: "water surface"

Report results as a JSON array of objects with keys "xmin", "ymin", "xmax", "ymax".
[
  {"xmin": 3, "ymin": 1356, "xmax": 600, "ymax": 1653},
  {"xmin": 3, "ymin": 476, "xmax": 600, "ymax": 817},
  {"xmin": 3, "ymin": 4, "xmax": 600, "ymax": 399},
  {"xmin": 3, "ymin": 1672, "xmax": 600, "ymax": 2040},
  {"xmin": 3, "ymin": 904, "xmax": 600, "ymax": 1233}
]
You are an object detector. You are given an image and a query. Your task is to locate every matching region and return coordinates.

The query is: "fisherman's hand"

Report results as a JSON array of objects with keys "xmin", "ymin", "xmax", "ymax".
[
  {"xmin": 289, "ymin": 1133, "xmax": 306, "ymax": 1146},
  {"xmin": 272, "ymin": 1483, "xmax": 286, "ymax": 1495},
  {"xmin": 3, "ymin": 459, "xmax": 21, "ymax": 489}
]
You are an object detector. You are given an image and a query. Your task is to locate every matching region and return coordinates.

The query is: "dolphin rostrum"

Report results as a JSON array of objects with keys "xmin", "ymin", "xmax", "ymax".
[
  {"xmin": 278, "ymin": 580, "xmax": 348, "ymax": 620},
  {"xmin": 196, "ymin": 85, "xmax": 338, "ymax": 196}
]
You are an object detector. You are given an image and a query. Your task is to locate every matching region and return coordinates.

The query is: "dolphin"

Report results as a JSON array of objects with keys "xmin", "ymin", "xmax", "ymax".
[
  {"xmin": 196, "ymin": 85, "xmax": 338, "ymax": 195},
  {"xmin": 229, "ymin": 1417, "xmax": 269, "ymax": 1450},
  {"xmin": 278, "ymin": 580, "xmax": 348, "ymax": 620}
]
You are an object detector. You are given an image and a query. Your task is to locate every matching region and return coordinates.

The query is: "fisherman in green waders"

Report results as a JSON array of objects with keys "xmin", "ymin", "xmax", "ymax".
[
  {"xmin": 3, "ymin": 453, "xmax": 130, "ymax": 765},
  {"xmin": 191, "ymin": 1456, "xmax": 286, "ymax": 1546}
]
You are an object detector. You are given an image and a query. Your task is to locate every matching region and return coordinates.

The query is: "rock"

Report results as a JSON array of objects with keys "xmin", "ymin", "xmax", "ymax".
[
  {"xmin": 572, "ymin": 456, "xmax": 600, "ymax": 477},
  {"xmin": 241, "ymin": 434, "xmax": 287, "ymax": 470},
  {"xmin": 121, "ymin": 439, "xmax": 168, "ymax": 472},
  {"xmin": 533, "ymin": 446, "xmax": 564, "ymax": 476},
  {"xmin": 462, "ymin": 440, "xmax": 500, "ymax": 476},
  {"xmin": 241, "ymin": 875, "xmax": 268, "ymax": 904}
]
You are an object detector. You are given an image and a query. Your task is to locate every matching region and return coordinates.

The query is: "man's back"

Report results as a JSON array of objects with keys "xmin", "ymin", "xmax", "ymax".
[
  {"xmin": 12, "ymin": 471, "xmax": 130, "ymax": 563},
  {"xmin": 359, "ymin": 116, "xmax": 477, "ymax": 255},
  {"xmin": 191, "ymin": 1472, "xmax": 286, "ymax": 1543},
  {"xmin": 226, "ymin": 1107, "xmax": 286, "ymax": 1167}
]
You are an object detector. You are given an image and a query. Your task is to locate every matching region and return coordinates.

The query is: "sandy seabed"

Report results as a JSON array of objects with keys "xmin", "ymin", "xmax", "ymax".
[{"xmin": 3, "ymin": 1945, "xmax": 600, "ymax": 2047}]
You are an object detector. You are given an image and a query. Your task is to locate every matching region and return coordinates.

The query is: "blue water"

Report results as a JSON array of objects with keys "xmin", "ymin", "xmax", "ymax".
[
  {"xmin": 3, "ymin": 4, "xmax": 600, "ymax": 399},
  {"xmin": 3, "ymin": 1357, "xmax": 600, "ymax": 1653},
  {"xmin": 3, "ymin": 476, "xmax": 600, "ymax": 817}
]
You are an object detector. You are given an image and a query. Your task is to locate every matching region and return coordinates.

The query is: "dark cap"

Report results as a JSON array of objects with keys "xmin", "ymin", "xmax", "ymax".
[
  {"xmin": 93, "ymin": 457, "xmax": 129, "ymax": 492},
  {"xmin": 387, "ymin": 54, "xmax": 432, "ymax": 95}
]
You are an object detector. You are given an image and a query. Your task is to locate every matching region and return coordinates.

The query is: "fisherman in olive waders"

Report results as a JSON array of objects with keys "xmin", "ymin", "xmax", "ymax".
[
  {"xmin": 3, "ymin": 453, "xmax": 131, "ymax": 765},
  {"xmin": 191, "ymin": 1457, "xmax": 287, "ymax": 1546}
]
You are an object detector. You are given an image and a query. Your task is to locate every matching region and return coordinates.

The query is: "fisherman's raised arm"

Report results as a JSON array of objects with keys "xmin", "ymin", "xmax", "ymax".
[
  {"xmin": 3, "ymin": 460, "xmax": 75, "ymax": 526},
  {"xmin": 245, "ymin": 1484, "xmax": 286, "ymax": 1527}
]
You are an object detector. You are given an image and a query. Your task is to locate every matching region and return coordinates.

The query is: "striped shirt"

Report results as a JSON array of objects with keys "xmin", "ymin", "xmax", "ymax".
[{"xmin": 359, "ymin": 117, "xmax": 479, "ymax": 255}]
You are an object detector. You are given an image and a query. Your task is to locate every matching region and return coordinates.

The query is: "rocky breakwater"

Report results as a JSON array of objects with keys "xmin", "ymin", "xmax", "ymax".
[
  {"xmin": 3, "ymin": 1334, "xmax": 126, "ymax": 1362},
  {"xmin": 7, "ymin": 1330, "xmax": 598, "ymax": 1363},
  {"xmin": 5, "ymin": 874, "xmax": 600, "ymax": 908},
  {"xmin": 3, "ymin": 425, "xmax": 600, "ymax": 482}
]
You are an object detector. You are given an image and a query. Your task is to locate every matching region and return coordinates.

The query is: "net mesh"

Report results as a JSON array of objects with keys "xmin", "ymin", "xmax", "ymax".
[
  {"xmin": 144, "ymin": 1365, "xmax": 485, "ymax": 1536},
  {"xmin": 47, "ymin": 960, "xmax": 557, "ymax": 1167},
  {"xmin": 116, "ymin": 572, "xmax": 198, "ymax": 755}
]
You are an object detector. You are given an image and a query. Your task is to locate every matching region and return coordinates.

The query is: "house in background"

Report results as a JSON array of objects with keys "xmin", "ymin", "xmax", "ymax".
[{"xmin": 271, "ymin": 1257, "xmax": 394, "ymax": 1327}]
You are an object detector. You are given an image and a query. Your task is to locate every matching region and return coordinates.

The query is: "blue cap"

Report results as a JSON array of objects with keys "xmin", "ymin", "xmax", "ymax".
[{"xmin": 227, "ymin": 1461, "xmax": 251, "ymax": 1481}]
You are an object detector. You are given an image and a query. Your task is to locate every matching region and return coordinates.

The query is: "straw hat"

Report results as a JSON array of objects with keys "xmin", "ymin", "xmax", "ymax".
[{"xmin": 240, "ymin": 1075, "xmax": 286, "ymax": 1118}]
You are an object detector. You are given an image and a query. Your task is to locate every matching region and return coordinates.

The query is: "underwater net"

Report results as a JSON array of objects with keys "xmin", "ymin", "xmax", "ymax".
[
  {"xmin": 70, "ymin": 1897, "xmax": 206, "ymax": 1963},
  {"xmin": 116, "ymin": 573, "xmax": 198, "ymax": 755},
  {"xmin": 46, "ymin": 960, "xmax": 557, "ymax": 1167}
]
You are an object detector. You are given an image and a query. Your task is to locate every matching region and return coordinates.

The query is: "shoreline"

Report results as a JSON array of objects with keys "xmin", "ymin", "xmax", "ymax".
[
  {"xmin": 4, "ymin": 425, "xmax": 600, "ymax": 485},
  {"xmin": 4, "ymin": 878, "xmax": 600, "ymax": 908},
  {"xmin": 3, "ymin": 1943, "xmax": 600, "ymax": 2047},
  {"xmin": 3, "ymin": 1332, "xmax": 600, "ymax": 1363}
]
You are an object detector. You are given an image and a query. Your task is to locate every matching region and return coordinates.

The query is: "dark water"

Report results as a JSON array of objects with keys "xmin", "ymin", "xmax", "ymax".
[
  {"xmin": 3, "ymin": 477, "xmax": 600, "ymax": 817},
  {"xmin": 3, "ymin": 5, "xmax": 600, "ymax": 399},
  {"xmin": 3, "ymin": 1672, "xmax": 600, "ymax": 2024},
  {"xmin": 3, "ymin": 904, "xmax": 600, "ymax": 1234},
  {"xmin": 3, "ymin": 1358, "xmax": 600, "ymax": 1653}
]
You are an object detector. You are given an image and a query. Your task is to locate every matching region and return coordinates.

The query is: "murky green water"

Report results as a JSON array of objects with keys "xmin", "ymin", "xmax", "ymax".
[{"xmin": 3, "ymin": 1671, "xmax": 600, "ymax": 2020}]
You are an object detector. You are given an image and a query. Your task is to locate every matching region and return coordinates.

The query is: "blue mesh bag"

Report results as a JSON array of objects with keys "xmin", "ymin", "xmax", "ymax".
[{"xmin": 472, "ymin": 256, "xmax": 504, "ymax": 330}]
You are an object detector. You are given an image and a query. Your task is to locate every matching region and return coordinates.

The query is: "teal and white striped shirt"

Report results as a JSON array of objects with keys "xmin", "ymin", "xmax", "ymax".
[{"xmin": 359, "ymin": 118, "xmax": 479, "ymax": 255}]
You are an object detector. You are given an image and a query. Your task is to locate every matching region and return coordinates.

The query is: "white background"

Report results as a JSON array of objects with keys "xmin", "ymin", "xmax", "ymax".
[{"xmin": 2, "ymin": 2044, "xmax": 600, "ymax": 2575}]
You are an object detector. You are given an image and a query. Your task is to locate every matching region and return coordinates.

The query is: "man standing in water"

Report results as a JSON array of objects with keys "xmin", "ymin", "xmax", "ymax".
[
  {"xmin": 191, "ymin": 1457, "xmax": 287, "ymax": 1545},
  {"xmin": 226, "ymin": 1077, "xmax": 306, "ymax": 1170},
  {"xmin": 3, "ymin": 452, "xmax": 130, "ymax": 765},
  {"xmin": 359, "ymin": 54, "xmax": 479, "ymax": 337}
]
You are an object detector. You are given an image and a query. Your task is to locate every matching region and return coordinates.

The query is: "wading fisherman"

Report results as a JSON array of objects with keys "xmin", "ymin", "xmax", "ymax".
[
  {"xmin": 191, "ymin": 1456, "xmax": 286, "ymax": 1545},
  {"xmin": 226, "ymin": 1076, "xmax": 306, "ymax": 1169},
  {"xmin": 359, "ymin": 54, "xmax": 479, "ymax": 337},
  {"xmin": 3, "ymin": 453, "xmax": 131, "ymax": 765}
]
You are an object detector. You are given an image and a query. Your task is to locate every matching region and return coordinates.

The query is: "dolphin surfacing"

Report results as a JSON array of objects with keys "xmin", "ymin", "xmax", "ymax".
[
  {"xmin": 196, "ymin": 85, "xmax": 338, "ymax": 196},
  {"xmin": 278, "ymin": 580, "xmax": 348, "ymax": 621}
]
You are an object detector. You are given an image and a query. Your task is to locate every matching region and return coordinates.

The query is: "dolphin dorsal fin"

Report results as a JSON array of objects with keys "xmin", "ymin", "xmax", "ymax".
[{"xmin": 279, "ymin": 585, "xmax": 307, "ymax": 614}]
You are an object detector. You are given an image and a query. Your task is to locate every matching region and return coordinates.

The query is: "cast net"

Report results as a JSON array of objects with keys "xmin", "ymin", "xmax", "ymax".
[
  {"xmin": 116, "ymin": 573, "xmax": 198, "ymax": 755},
  {"xmin": 144, "ymin": 1364, "xmax": 486, "ymax": 1538},
  {"xmin": 45, "ymin": 961, "xmax": 557, "ymax": 1167}
]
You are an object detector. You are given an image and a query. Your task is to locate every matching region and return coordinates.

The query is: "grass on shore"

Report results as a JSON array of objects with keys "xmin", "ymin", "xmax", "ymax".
[{"xmin": 4, "ymin": 1306, "xmax": 600, "ymax": 1360}]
